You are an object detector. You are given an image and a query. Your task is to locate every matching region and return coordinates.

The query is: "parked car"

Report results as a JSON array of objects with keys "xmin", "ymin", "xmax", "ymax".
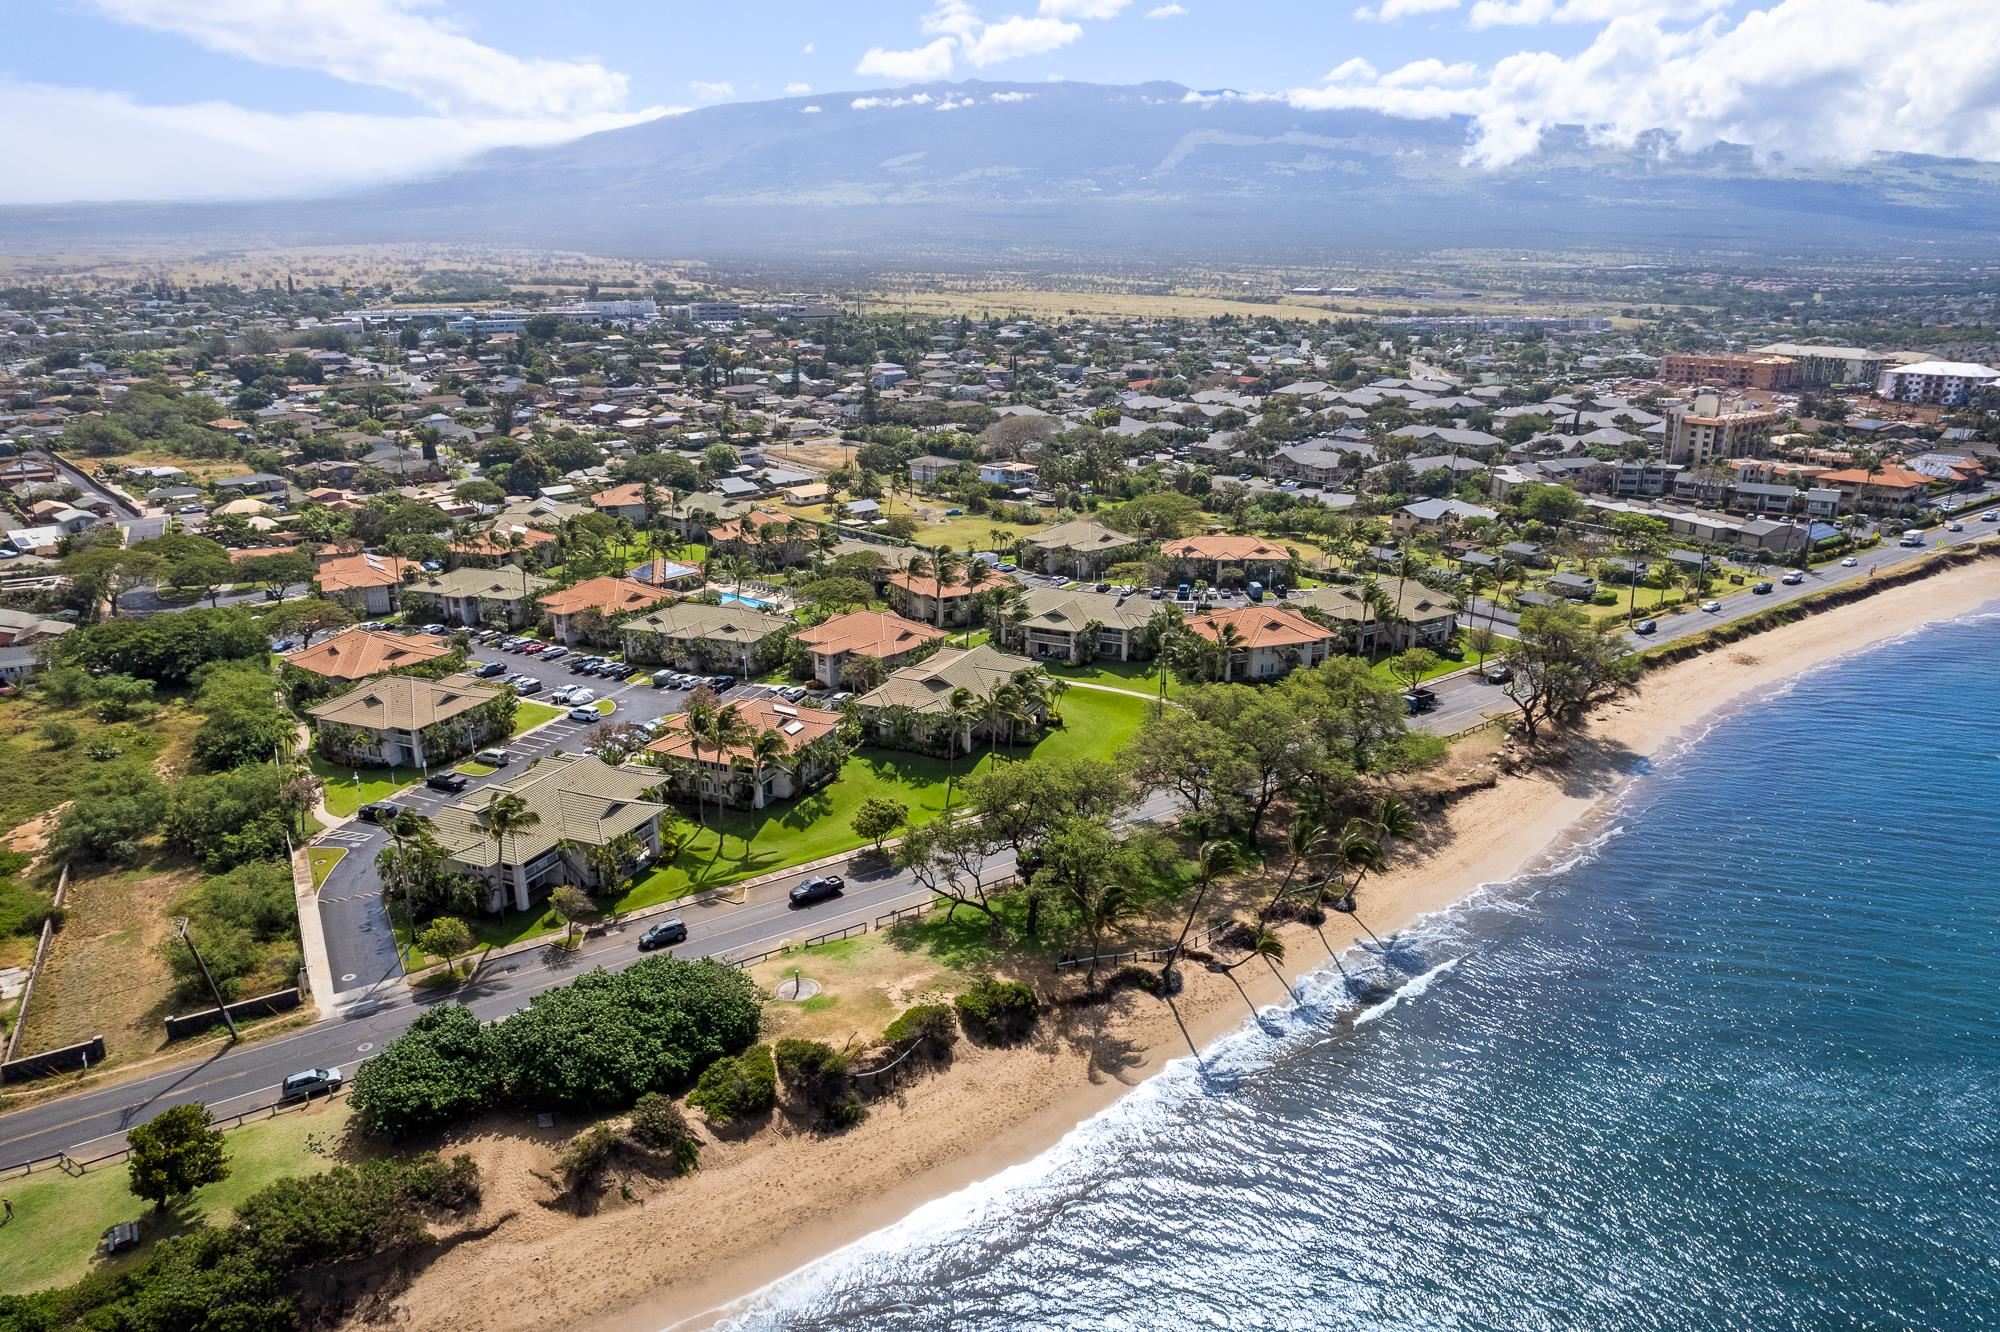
[
  {"xmin": 568, "ymin": 705, "xmax": 601, "ymax": 724},
  {"xmin": 1751, "ymin": 581, "xmax": 1773, "ymax": 594},
  {"xmin": 1701, "ymin": 599, "xmax": 1723, "ymax": 612},
  {"xmin": 420, "ymin": 623, "xmax": 448, "ymax": 635},
  {"xmin": 514, "ymin": 678, "xmax": 544, "ymax": 695},
  {"xmin": 357, "ymin": 801, "xmax": 400, "ymax": 824},
  {"xmin": 637, "ymin": 917, "xmax": 688, "ymax": 950},
  {"xmin": 550, "ymin": 686, "xmax": 577, "ymax": 705},
  {"xmin": 828, "ymin": 691, "xmax": 852, "ymax": 706},
  {"xmin": 474, "ymin": 748, "xmax": 511, "ymax": 766},
  {"xmin": 998, "ymin": 561, "xmax": 1017, "ymax": 572},
  {"xmin": 271, "ymin": 638, "xmax": 297, "ymax": 652},
  {"xmin": 263, "ymin": 587, "xmax": 285, "ymax": 602},
  {"xmin": 279, "ymin": 1066, "xmax": 343, "ymax": 1101},
  {"xmin": 652, "ymin": 669, "xmax": 677, "ymax": 687},
  {"xmin": 424, "ymin": 772, "xmax": 468, "ymax": 793},
  {"xmin": 542, "ymin": 645, "xmax": 569, "ymax": 659},
  {"xmin": 1634, "ymin": 619, "xmax": 1658, "ymax": 635},
  {"xmin": 779, "ymin": 685, "xmax": 808, "ymax": 702},
  {"xmin": 710, "ymin": 675, "xmax": 735, "ymax": 690},
  {"xmin": 522, "ymin": 642, "xmax": 547, "ymax": 654},
  {"xmin": 788, "ymin": 874, "xmax": 845, "ymax": 908},
  {"xmin": 175, "ymin": 502, "xmax": 205, "ymax": 514},
  {"xmin": 568, "ymin": 688, "xmax": 596, "ymax": 705},
  {"xmin": 474, "ymin": 661, "xmax": 507, "ymax": 678}
]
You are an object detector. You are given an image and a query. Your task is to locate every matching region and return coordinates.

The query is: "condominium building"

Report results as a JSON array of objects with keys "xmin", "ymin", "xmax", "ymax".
[
  {"xmin": 1751, "ymin": 343, "xmax": 1894, "ymax": 387},
  {"xmin": 1876, "ymin": 361, "xmax": 2000, "ymax": 407},
  {"xmin": 1663, "ymin": 394, "xmax": 1781, "ymax": 466},
  {"xmin": 1661, "ymin": 352, "xmax": 1799, "ymax": 392}
]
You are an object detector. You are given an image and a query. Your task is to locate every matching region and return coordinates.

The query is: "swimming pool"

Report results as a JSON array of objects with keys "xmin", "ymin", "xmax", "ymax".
[{"xmin": 718, "ymin": 591, "xmax": 774, "ymax": 610}]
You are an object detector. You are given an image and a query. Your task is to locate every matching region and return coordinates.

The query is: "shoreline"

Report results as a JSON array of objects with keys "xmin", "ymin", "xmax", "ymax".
[{"xmin": 368, "ymin": 555, "xmax": 2000, "ymax": 1332}]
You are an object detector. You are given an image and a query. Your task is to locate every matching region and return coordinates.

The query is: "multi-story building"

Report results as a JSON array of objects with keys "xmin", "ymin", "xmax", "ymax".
[
  {"xmin": 1661, "ymin": 352, "xmax": 1800, "ymax": 392},
  {"xmin": 1876, "ymin": 361, "xmax": 2000, "ymax": 407},
  {"xmin": 1663, "ymin": 394, "xmax": 1781, "ymax": 466},
  {"xmin": 1752, "ymin": 343, "xmax": 1894, "ymax": 387}
]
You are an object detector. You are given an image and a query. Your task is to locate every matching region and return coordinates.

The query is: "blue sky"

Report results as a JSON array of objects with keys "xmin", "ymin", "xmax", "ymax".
[{"xmin": 1, "ymin": 1, "xmax": 1991, "ymax": 204}]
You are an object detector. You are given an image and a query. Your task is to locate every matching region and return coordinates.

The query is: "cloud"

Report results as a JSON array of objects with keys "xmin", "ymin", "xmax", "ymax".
[
  {"xmin": 963, "ymin": 15, "xmax": 1083, "ymax": 66},
  {"xmin": 1037, "ymin": 0, "xmax": 1132, "ymax": 15},
  {"xmin": 1289, "ymin": 0, "xmax": 2000, "ymax": 169},
  {"xmin": 1145, "ymin": 2, "xmax": 1188, "ymax": 15},
  {"xmin": 688, "ymin": 80, "xmax": 735, "ymax": 102},
  {"xmin": 800, "ymin": 104, "xmax": 822, "ymax": 114},
  {"xmin": 855, "ymin": 37, "xmax": 956, "ymax": 81},
  {"xmin": 785, "ymin": 81, "xmax": 813, "ymax": 95},
  {"xmin": 86, "ymin": 0, "xmax": 628, "ymax": 118},
  {"xmin": 989, "ymin": 91, "xmax": 1035, "ymax": 102},
  {"xmin": 0, "ymin": 78, "xmax": 674, "ymax": 204},
  {"xmin": 851, "ymin": 93, "xmax": 937, "ymax": 110},
  {"xmin": 922, "ymin": 0, "xmax": 984, "ymax": 38},
  {"xmin": 1182, "ymin": 88, "xmax": 1280, "ymax": 105},
  {"xmin": 1353, "ymin": 0, "xmax": 1461, "ymax": 21},
  {"xmin": 1379, "ymin": 58, "xmax": 1480, "ymax": 87},
  {"xmin": 1469, "ymin": 0, "xmax": 1729, "ymax": 24},
  {"xmin": 802, "ymin": 41, "xmax": 815, "ymax": 54}
]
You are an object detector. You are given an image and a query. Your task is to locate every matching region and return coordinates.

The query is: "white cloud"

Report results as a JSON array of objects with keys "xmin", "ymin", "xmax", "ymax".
[
  {"xmin": 1037, "ymin": 0, "xmax": 1132, "ymax": 16},
  {"xmin": 0, "ymin": 78, "xmax": 674, "ymax": 203},
  {"xmin": 785, "ymin": 81, "xmax": 813, "ymax": 95},
  {"xmin": 802, "ymin": 41, "xmax": 815, "ymax": 54},
  {"xmin": 689, "ymin": 80, "xmax": 735, "ymax": 102},
  {"xmin": 800, "ymin": 104, "xmax": 822, "ymax": 114},
  {"xmin": 852, "ymin": 93, "xmax": 937, "ymax": 110},
  {"xmin": 1469, "ymin": 0, "xmax": 1729, "ymax": 25},
  {"xmin": 922, "ymin": 0, "xmax": 984, "ymax": 38},
  {"xmin": 936, "ymin": 94, "xmax": 976, "ymax": 111},
  {"xmin": 1289, "ymin": 0, "xmax": 2000, "ymax": 169},
  {"xmin": 1182, "ymin": 88, "xmax": 1280, "ymax": 105},
  {"xmin": 964, "ymin": 15, "xmax": 1082, "ymax": 66},
  {"xmin": 855, "ymin": 37, "xmax": 956, "ymax": 82},
  {"xmin": 1324, "ymin": 58, "xmax": 1378, "ymax": 83},
  {"xmin": 989, "ymin": 91, "xmax": 1035, "ymax": 102},
  {"xmin": 86, "ymin": 0, "xmax": 628, "ymax": 117},
  {"xmin": 1145, "ymin": 2, "xmax": 1188, "ymax": 15},
  {"xmin": 1379, "ymin": 58, "xmax": 1480, "ymax": 87},
  {"xmin": 1353, "ymin": 0, "xmax": 1461, "ymax": 21}
]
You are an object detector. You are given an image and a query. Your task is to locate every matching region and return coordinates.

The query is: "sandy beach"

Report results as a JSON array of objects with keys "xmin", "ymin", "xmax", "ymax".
[{"xmin": 356, "ymin": 555, "xmax": 2000, "ymax": 1332}]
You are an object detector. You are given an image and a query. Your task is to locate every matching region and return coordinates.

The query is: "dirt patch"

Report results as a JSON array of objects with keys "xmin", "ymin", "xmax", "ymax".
[
  {"xmin": 1727, "ymin": 651, "xmax": 1761, "ymax": 666},
  {"xmin": 1, "ymin": 809, "xmax": 62, "ymax": 863},
  {"xmin": 17, "ymin": 863, "xmax": 191, "ymax": 1059},
  {"xmin": 759, "ymin": 442, "xmax": 851, "ymax": 473}
]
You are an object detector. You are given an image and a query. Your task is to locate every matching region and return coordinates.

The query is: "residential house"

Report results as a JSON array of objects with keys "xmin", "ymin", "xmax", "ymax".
[
  {"xmin": 536, "ymin": 575, "xmax": 678, "ymax": 645},
  {"xmin": 1547, "ymin": 572, "xmax": 1600, "ymax": 600},
  {"xmin": 1391, "ymin": 498, "xmax": 1499, "ymax": 536},
  {"xmin": 430, "ymin": 754, "xmax": 668, "ymax": 913},
  {"xmin": 1815, "ymin": 464, "xmax": 1933, "ymax": 506},
  {"xmin": 214, "ymin": 472, "xmax": 287, "ymax": 496},
  {"xmin": 1023, "ymin": 518, "xmax": 1146, "ymax": 578},
  {"xmin": 1183, "ymin": 606, "xmax": 1339, "ymax": 682},
  {"xmin": 708, "ymin": 508, "xmax": 814, "ymax": 566},
  {"xmin": 794, "ymin": 610, "xmax": 948, "ymax": 688},
  {"xmin": 854, "ymin": 644, "xmax": 1048, "ymax": 754},
  {"xmin": 621, "ymin": 601, "xmax": 789, "ymax": 674},
  {"xmin": 885, "ymin": 569, "xmax": 979, "ymax": 627},
  {"xmin": 1296, "ymin": 583, "xmax": 1461, "ymax": 655},
  {"xmin": 908, "ymin": 454, "xmax": 960, "ymax": 485},
  {"xmin": 999, "ymin": 586, "xmax": 1158, "ymax": 664},
  {"xmin": 1159, "ymin": 533, "xmax": 1294, "ymax": 587},
  {"xmin": 313, "ymin": 551, "xmax": 409, "ymax": 616},
  {"xmin": 308, "ymin": 674, "xmax": 509, "ymax": 771},
  {"xmin": 977, "ymin": 460, "xmax": 1039, "ymax": 488},
  {"xmin": 589, "ymin": 482, "xmax": 660, "ymax": 524},
  {"xmin": 281, "ymin": 627, "xmax": 450, "ymax": 686},
  {"xmin": 0, "ymin": 608, "xmax": 72, "ymax": 682},
  {"xmin": 404, "ymin": 566, "xmax": 554, "ymax": 628},
  {"xmin": 452, "ymin": 523, "xmax": 558, "ymax": 567},
  {"xmin": 646, "ymin": 697, "xmax": 845, "ymax": 809}
]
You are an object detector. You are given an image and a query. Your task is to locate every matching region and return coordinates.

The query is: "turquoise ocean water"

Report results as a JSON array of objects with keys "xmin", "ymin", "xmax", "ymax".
[{"xmin": 713, "ymin": 611, "xmax": 2000, "ymax": 1332}]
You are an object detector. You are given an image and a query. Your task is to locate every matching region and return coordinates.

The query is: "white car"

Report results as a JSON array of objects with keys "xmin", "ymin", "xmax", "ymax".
[
  {"xmin": 567, "ymin": 688, "xmax": 596, "ymax": 705},
  {"xmin": 1840, "ymin": 556, "xmax": 1859, "ymax": 567},
  {"xmin": 1700, "ymin": 599, "xmax": 1722, "ymax": 613},
  {"xmin": 280, "ymin": 1066, "xmax": 343, "ymax": 1100}
]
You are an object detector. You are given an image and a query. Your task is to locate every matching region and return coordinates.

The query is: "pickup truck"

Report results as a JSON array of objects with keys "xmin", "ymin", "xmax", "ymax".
[{"xmin": 1403, "ymin": 687, "xmax": 1439, "ymax": 715}]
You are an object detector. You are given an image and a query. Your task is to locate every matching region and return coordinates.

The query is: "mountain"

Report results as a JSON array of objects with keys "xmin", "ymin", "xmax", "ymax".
[{"xmin": 10, "ymin": 80, "xmax": 2000, "ymax": 262}]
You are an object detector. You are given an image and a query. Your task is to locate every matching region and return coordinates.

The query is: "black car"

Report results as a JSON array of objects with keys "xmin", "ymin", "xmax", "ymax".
[
  {"xmin": 637, "ymin": 917, "xmax": 689, "ymax": 950},
  {"xmin": 788, "ymin": 874, "xmax": 845, "ymax": 908},
  {"xmin": 1483, "ymin": 664, "xmax": 1513, "ymax": 685},
  {"xmin": 474, "ymin": 661, "xmax": 508, "ymax": 678},
  {"xmin": 357, "ymin": 801, "xmax": 401, "ymax": 824},
  {"xmin": 710, "ymin": 674, "xmax": 735, "ymax": 690},
  {"xmin": 424, "ymin": 772, "xmax": 469, "ymax": 793}
]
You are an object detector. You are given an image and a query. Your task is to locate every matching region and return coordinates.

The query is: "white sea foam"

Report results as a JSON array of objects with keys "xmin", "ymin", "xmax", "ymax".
[{"xmin": 1353, "ymin": 957, "xmax": 1462, "ymax": 1025}]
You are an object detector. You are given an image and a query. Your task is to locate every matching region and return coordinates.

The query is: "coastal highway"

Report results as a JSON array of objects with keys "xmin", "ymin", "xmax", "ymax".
[
  {"xmin": 0, "ymin": 790, "xmax": 1178, "ymax": 1169},
  {"xmin": 1409, "ymin": 515, "xmax": 2000, "ymax": 738}
]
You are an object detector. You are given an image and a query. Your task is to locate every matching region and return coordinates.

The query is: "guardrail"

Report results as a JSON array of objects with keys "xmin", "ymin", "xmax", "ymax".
[
  {"xmin": 802, "ymin": 922, "xmax": 868, "ymax": 949},
  {"xmin": 0, "ymin": 1085, "xmax": 352, "ymax": 1179}
]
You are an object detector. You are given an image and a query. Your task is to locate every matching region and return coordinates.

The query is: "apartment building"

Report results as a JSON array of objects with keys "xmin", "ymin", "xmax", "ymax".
[
  {"xmin": 1661, "ymin": 352, "xmax": 1799, "ymax": 392},
  {"xmin": 1663, "ymin": 394, "xmax": 1781, "ymax": 466}
]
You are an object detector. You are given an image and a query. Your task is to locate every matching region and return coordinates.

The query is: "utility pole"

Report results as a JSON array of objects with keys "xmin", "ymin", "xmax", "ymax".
[{"xmin": 173, "ymin": 916, "xmax": 239, "ymax": 1041}]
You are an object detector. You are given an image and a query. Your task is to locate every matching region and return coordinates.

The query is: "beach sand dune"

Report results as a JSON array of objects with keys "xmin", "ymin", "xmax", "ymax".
[{"xmin": 356, "ymin": 558, "xmax": 2000, "ymax": 1332}]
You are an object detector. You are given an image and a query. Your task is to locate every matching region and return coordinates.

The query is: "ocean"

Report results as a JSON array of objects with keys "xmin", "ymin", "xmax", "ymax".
[{"xmin": 714, "ymin": 612, "xmax": 2000, "ymax": 1332}]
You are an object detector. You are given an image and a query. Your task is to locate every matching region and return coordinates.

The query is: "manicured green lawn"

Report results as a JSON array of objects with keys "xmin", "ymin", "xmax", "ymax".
[
  {"xmin": 306, "ymin": 847, "xmax": 345, "ymax": 891},
  {"xmin": 509, "ymin": 701, "xmax": 566, "ymax": 735},
  {"xmin": 308, "ymin": 755, "xmax": 418, "ymax": 817},
  {"xmin": 456, "ymin": 761, "xmax": 497, "ymax": 777},
  {"xmin": 1047, "ymin": 655, "xmax": 1164, "ymax": 691},
  {"xmin": 0, "ymin": 1101, "xmax": 358, "ymax": 1295},
  {"xmin": 418, "ymin": 688, "xmax": 1153, "ymax": 957},
  {"xmin": 593, "ymin": 698, "xmax": 616, "ymax": 715}
]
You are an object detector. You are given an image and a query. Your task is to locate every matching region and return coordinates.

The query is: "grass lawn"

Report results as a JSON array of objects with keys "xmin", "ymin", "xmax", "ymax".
[
  {"xmin": 308, "ymin": 755, "xmax": 418, "ymax": 817},
  {"xmin": 0, "ymin": 695, "xmax": 201, "ymax": 831},
  {"xmin": 424, "ymin": 688, "xmax": 1155, "ymax": 957},
  {"xmin": 0, "ymin": 1100, "xmax": 359, "ymax": 1295},
  {"xmin": 307, "ymin": 847, "xmax": 345, "ymax": 891},
  {"xmin": 1047, "ymin": 655, "xmax": 1164, "ymax": 692},
  {"xmin": 456, "ymin": 761, "xmax": 497, "ymax": 777},
  {"xmin": 593, "ymin": 698, "xmax": 616, "ymax": 715},
  {"xmin": 509, "ymin": 701, "xmax": 566, "ymax": 735}
]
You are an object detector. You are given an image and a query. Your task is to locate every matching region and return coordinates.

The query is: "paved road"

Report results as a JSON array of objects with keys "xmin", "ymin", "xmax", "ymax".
[
  {"xmin": 0, "ymin": 789, "xmax": 1178, "ymax": 1168},
  {"xmin": 1412, "ymin": 515, "xmax": 2000, "ymax": 737}
]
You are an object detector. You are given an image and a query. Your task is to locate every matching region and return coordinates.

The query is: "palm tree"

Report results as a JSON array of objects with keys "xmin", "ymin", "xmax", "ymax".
[
  {"xmin": 1158, "ymin": 838, "xmax": 1237, "ymax": 989},
  {"xmin": 481, "ymin": 791, "xmax": 541, "ymax": 913},
  {"xmin": 942, "ymin": 687, "xmax": 978, "ymax": 814},
  {"xmin": 1326, "ymin": 796, "xmax": 1415, "ymax": 923},
  {"xmin": 930, "ymin": 546, "xmax": 963, "ymax": 631},
  {"xmin": 689, "ymin": 702, "xmax": 750, "ymax": 842},
  {"xmin": 746, "ymin": 727, "xmax": 791, "ymax": 809},
  {"xmin": 678, "ymin": 692, "xmax": 720, "ymax": 831},
  {"xmin": 1211, "ymin": 620, "xmax": 1247, "ymax": 683}
]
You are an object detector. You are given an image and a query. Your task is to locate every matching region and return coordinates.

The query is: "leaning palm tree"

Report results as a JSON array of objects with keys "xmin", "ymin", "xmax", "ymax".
[
  {"xmin": 1158, "ymin": 838, "xmax": 1238, "ymax": 990},
  {"xmin": 1327, "ymin": 796, "xmax": 1416, "ymax": 921},
  {"xmin": 941, "ymin": 687, "xmax": 978, "ymax": 813},
  {"xmin": 481, "ymin": 791, "xmax": 541, "ymax": 914}
]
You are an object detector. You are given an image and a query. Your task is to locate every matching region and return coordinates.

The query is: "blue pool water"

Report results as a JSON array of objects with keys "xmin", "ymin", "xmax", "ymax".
[
  {"xmin": 718, "ymin": 591, "xmax": 773, "ymax": 610},
  {"xmin": 713, "ymin": 610, "xmax": 2000, "ymax": 1331}
]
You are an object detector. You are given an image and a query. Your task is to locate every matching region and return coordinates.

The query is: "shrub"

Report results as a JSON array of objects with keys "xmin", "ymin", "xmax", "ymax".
[
  {"xmin": 628, "ymin": 1093, "xmax": 701, "ymax": 1176},
  {"xmin": 349, "ymin": 1004, "xmax": 501, "ymax": 1139},
  {"xmin": 1106, "ymin": 965, "xmax": 1166, "ymax": 996},
  {"xmin": 881, "ymin": 1003, "xmax": 958, "ymax": 1058},
  {"xmin": 557, "ymin": 1123, "xmax": 620, "ymax": 1196},
  {"xmin": 774, "ymin": 1038, "xmax": 865, "ymax": 1130},
  {"xmin": 953, "ymin": 977, "xmax": 1040, "ymax": 1044},
  {"xmin": 686, "ymin": 1044, "xmax": 777, "ymax": 1124},
  {"xmin": 40, "ymin": 719, "xmax": 77, "ymax": 749}
]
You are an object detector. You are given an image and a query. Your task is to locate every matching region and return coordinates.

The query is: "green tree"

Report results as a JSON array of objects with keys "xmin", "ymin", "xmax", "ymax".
[
  {"xmin": 126, "ymin": 1103, "xmax": 229, "ymax": 1209},
  {"xmin": 1389, "ymin": 647, "xmax": 1440, "ymax": 694},
  {"xmin": 1500, "ymin": 604, "xmax": 1635, "ymax": 744},
  {"xmin": 417, "ymin": 916, "xmax": 475, "ymax": 972},
  {"xmin": 851, "ymin": 796, "xmax": 908, "ymax": 851},
  {"xmin": 349, "ymin": 1004, "xmax": 501, "ymax": 1139}
]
